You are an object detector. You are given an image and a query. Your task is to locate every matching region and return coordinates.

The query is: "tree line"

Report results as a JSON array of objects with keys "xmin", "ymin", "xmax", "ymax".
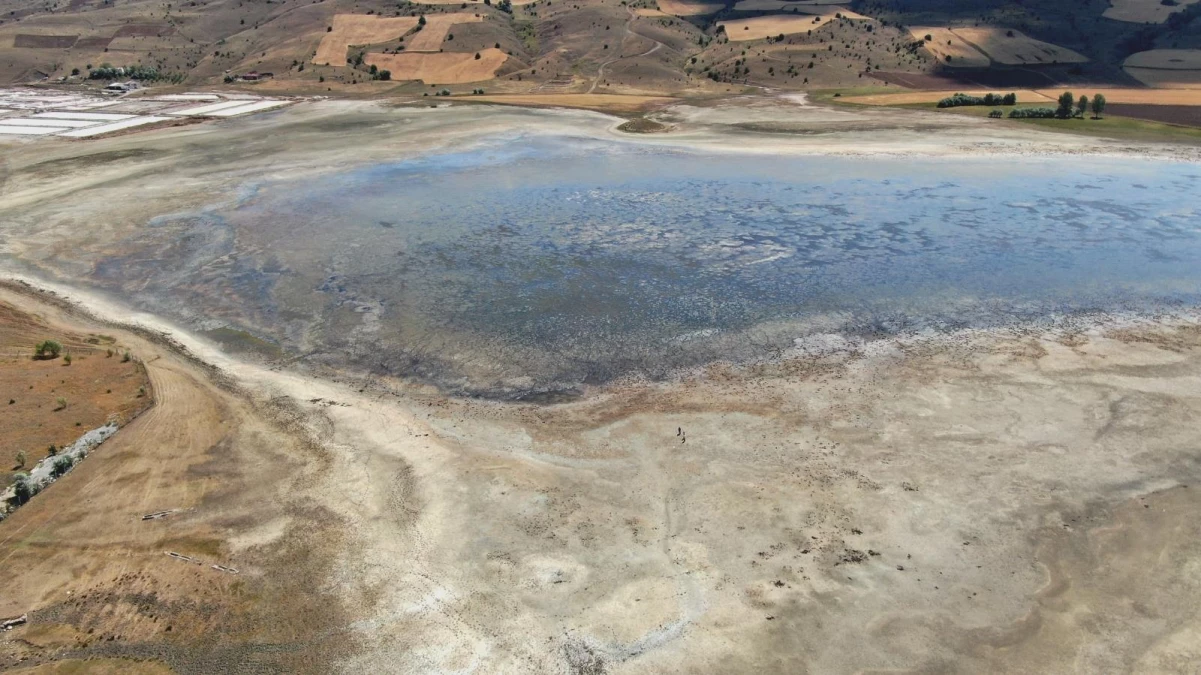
[{"xmin": 1004, "ymin": 92, "xmax": 1106, "ymax": 120}]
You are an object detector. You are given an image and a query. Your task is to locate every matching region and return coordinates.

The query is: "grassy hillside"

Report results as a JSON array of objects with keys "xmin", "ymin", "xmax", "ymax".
[{"xmin": 0, "ymin": 0, "xmax": 1197, "ymax": 93}]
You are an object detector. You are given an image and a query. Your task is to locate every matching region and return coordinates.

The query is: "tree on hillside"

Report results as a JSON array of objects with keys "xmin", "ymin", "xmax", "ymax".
[
  {"xmin": 1076, "ymin": 95, "xmax": 1089, "ymax": 118},
  {"xmin": 1091, "ymin": 93, "xmax": 1106, "ymax": 119},
  {"xmin": 1056, "ymin": 91, "xmax": 1075, "ymax": 119}
]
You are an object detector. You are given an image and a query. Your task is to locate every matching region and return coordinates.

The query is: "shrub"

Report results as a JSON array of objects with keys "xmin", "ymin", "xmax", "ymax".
[
  {"xmin": 11, "ymin": 473, "xmax": 33, "ymax": 505},
  {"xmin": 937, "ymin": 92, "xmax": 1017, "ymax": 108},
  {"xmin": 54, "ymin": 397, "xmax": 67, "ymax": 411},
  {"xmin": 1008, "ymin": 107, "xmax": 1056, "ymax": 118},
  {"xmin": 988, "ymin": 109, "xmax": 1003, "ymax": 118},
  {"xmin": 122, "ymin": 351, "xmax": 131, "ymax": 362},
  {"xmin": 63, "ymin": 353, "xmax": 72, "ymax": 365},
  {"xmin": 88, "ymin": 65, "xmax": 161, "ymax": 81},
  {"xmin": 51, "ymin": 455, "xmax": 74, "ymax": 478},
  {"xmin": 15, "ymin": 450, "xmax": 26, "ymax": 468},
  {"xmin": 34, "ymin": 340, "xmax": 62, "ymax": 360}
]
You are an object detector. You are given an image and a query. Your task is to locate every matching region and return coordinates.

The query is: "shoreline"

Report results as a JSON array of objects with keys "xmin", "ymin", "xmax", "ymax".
[
  {"xmin": 5, "ymin": 271, "xmax": 1201, "ymax": 672},
  {"xmin": 4, "ymin": 94, "xmax": 1201, "ymax": 163}
]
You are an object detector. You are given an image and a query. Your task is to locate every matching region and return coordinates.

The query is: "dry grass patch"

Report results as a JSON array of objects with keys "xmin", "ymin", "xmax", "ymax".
[
  {"xmin": 407, "ymin": 0, "xmax": 536, "ymax": 4},
  {"xmin": 952, "ymin": 27, "xmax": 1087, "ymax": 65},
  {"xmin": 721, "ymin": 11, "xmax": 867, "ymax": 41},
  {"xmin": 406, "ymin": 13, "xmax": 483, "ymax": 52},
  {"xmin": 0, "ymin": 302, "xmax": 150, "ymax": 482},
  {"xmin": 314, "ymin": 14, "xmax": 419, "ymax": 66},
  {"xmin": 635, "ymin": 8, "xmax": 670, "ymax": 16},
  {"xmin": 907, "ymin": 27, "xmax": 989, "ymax": 68},
  {"xmin": 12, "ymin": 34, "xmax": 78, "ymax": 49},
  {"xmin": 732, "ymin": 0, "xmax": 847, "ymax": 9},
  {"xmin": 463, "ymin": 93, "xmax": 675, "ymax": 112},
  {"xmin": 366, "ymin": 48, "xmax": 506, "ymax": 84},
  {"xmin": 658, "ymin": 0, "xmax": 725, "ymax": 16},
  {"xmin": 1103, "ymin": 0, "xmax": 1201, "ymax": 23}
]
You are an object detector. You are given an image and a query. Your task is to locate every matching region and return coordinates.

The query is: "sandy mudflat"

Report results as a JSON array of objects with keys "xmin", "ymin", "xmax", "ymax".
[{"xmin": 2, "ymin": 97, "xmax": 1201, "ymax": 673}]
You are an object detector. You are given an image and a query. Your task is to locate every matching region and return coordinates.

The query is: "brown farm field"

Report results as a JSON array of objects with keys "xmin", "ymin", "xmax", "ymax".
[
  {"xmin": 314, "ymin": 14, "xmax": 419, "ymax": 66},
  {"xmin": 908, "ymin": 27, "xmax": 990, "ymax": 68},
  {"xmin": 952, "ymin": 27, "xmax": 1087, "ymax": 66},
  {"xmin": 366, "ymin": 48, "xmax": 507, "ymax": 84},
  {"xmin": 0, "ymin": 302, "xmax": 150, "ymax": 488},
  {"xmin": 1106, "ymin": 103, "xmax": 1201, "ymax": 127}
]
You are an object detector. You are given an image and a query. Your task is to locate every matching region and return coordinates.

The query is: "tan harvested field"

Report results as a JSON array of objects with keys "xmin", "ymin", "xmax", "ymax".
[
  {"xmin": 1125, "ymin": 49, "xmax": 1201, "ymax": 69},
  {"xmin": 721, "ymin": 11, "xmax": 868, "ymax": 41},
  {"xmin": 657, "ymin": 0, "xmax": 726, "ymax": 16},
  {"xmin": 1125, "ymin": 51, "xmax": 1201, "ymax": 88},
  {"xmin": 732, "ymin": 0, "xmax": 848, "ymax": 9},
  {"xmin": 907, "ymin": 27, "xmax": 990, "ymax": 68},
  {"xmin": 404, "ymin": 13, "xmax": 483, "ymax": 52},
  {"xmin": 1034, "ymin": 87, "xmax": 1201, "ymax": 105},
  {"xmin": 952, "ymin": 27, "xmax": 1087, "ymax": 65},
  {"xmin": 1126, "ymin": 69, "xmax": 1201, "ymax": 88},
  {"xmin": 463, "ymin": 92, "xmax": 676, "ymax": 111},
  {"xmin": 313, "ymin": 14, "xmax": 419, "ymax": 66},
  {"xmin": 1103, "ymin": 0, "xmax": 1201, "ymax": 23},
  {"xmin": 842, "ymin": 89, "xmax": 1055, "ymax": 106},
  {"xmin": 366, "ymin": 48, "xmax": 507, "ymax": 84}
]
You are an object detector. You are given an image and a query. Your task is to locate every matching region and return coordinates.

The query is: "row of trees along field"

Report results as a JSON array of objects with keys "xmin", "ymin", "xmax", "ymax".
[{"xmin": 1002, "ymin": 92, "xmax": 1107, "ymax": 120}]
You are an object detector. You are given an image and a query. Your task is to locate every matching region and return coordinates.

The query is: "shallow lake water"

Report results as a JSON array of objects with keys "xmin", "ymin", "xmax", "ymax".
[{"xmin": 108, "ymin": 135, "xmax": 1201, "ymax": 396}]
